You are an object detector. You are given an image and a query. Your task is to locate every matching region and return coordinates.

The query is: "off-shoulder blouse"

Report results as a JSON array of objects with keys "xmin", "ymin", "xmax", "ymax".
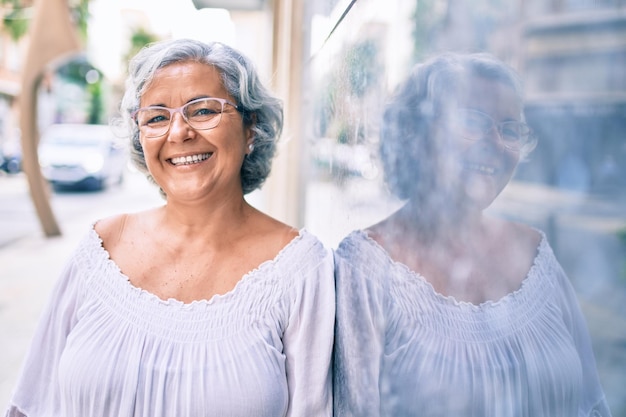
[
  {"xmin": 7, "ymin": 226, "xmax": 335, "ymax": 417},
  {"xmin": 333, "ymin": 229, "xmax": 611, "ymax": 417}
]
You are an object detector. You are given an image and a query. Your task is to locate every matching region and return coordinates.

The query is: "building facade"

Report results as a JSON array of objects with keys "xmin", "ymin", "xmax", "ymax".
[{"xmin": 518, "ymin": 2, "xmax": 626, "ymax": 194}]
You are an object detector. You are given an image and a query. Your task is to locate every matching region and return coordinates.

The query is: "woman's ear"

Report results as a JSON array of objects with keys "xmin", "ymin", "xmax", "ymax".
[{"xmin": 244, "ymin": 113, "xmax": 257, "ymax": 153}]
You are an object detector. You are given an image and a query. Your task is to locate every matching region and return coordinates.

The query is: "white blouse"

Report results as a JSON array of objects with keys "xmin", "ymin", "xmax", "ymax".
[
  {"xmin": 7, "ymin": 226, "xmax": 335, "ymax": 417},
  {"xmin": 333, "ymin": 230, "xmax": 611, "ymax": 417}
]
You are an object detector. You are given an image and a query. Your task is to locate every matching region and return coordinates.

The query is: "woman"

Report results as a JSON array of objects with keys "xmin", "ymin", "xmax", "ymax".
[
  {"xmin": 7, "ymin": 39, "xmax": 334, "ymax": 417},
  {"xmin": 333, "ymin": 52, "xmax": 611, "ymax": 416}
]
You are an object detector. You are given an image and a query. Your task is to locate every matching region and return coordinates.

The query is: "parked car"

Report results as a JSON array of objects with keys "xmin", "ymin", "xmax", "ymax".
[
  {"xmin": 311, "ymin": 137, "xmax": 379, "ymax": 182},
  {"xmin": 39, "ymin": 123, "xmax": 127, "ymax": 191}
]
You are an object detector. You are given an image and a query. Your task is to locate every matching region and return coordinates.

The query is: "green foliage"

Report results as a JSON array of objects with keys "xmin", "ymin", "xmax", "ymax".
[
  {"xmin": 87, "ymin": 78, "xmax": 103, "ymax": 124},
  {"xmin": 0, "ymin": 0, "xmax": 90, "ymax": 42},
  {"xmin": 312, "ymin": 77, "xmax": 337, "ymax": 138},
  {"xmin": 314, "ymin": 39, "xmax": 380, "ymax": 143},
  {"xmin": 56, "ymin": 55, "xmax": 98, "ymax": 85},
  {"xmin": 53, "ymin": 55, "xmax": 106, "ymax": 124},
  {"xmin": 342, "ymin": 39, "xmax": 380, "ymax": 98},
  {"xmin": 411, "ymin": 0, "xmax": 442, "ymax": 61},
  {"xmin": 69, "ymin": 0, "xmax": 90, "ymax": 41},
  {"xmin": 1, "ymin": 0, "xmax": 29, "ymax": 41},
  {"xmin": 123, "ymin": 27, "xmax": 160, "ymax": 68}
]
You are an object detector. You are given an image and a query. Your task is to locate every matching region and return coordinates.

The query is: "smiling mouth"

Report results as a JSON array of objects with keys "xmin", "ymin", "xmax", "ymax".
[
  {"xmin": 169, "ymin": 153, "xmax": 212, "ymax": 166},
  {"xmin": 464, "ymin": 162, "xmax": 495, "ymax": 175}
]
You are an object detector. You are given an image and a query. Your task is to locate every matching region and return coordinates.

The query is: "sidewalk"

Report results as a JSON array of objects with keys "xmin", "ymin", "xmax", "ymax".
[{"xmin": 0, "ymin": 174, "xmax": 41, "ymax": 249}]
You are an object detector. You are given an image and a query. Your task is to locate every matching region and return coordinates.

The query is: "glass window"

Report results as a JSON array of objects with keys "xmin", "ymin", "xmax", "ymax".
[{"xmin": 302, "ymin": 0, "xmax": 626, "ymax": 415}]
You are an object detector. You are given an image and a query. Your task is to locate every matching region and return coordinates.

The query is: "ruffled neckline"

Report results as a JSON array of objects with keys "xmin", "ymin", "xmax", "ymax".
[
  {"xmin": 86, "ymin": 225, "xmax": 309, "ymax": 308},
  {"xmin": 351, "ymin": 228, "xmax": 548, "ymax": 311}
]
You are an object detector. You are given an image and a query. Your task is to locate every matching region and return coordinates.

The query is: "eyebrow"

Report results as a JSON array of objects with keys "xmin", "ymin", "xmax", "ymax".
[{"xmin": 141, "ymin": 96, "xmax": 215, "ymax": 109}]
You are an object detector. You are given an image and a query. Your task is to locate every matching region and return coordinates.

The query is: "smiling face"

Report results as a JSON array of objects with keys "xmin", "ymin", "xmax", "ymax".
[
  {"xmin": 138, "ymin": 61, "xmax": 254, "ymax": 203},
  {"xmin": 438, "ymin": 75, "xmax": 523, "ymax": 211}
]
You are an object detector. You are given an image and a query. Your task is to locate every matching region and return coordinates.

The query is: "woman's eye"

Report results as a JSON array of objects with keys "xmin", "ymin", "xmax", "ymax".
[
  {"xmin": 501, "ymin": 128, "xmax": 520, "ymax": 141},
  {"xmin": 462, "ymin": 117, "xmax": 488, "ymax": 132},
  {"xmin": 137, "ymin": 109, "xmax": 170, "ymax": 126},
  {"xmin": 191, "ymin": 107, "xmax": 218, "ymax": 117},
  {"xmin": 146, "ymin": 114, "xmax": 168, "ymax": 125},
  {"xmin": 196, "ymin": 108, "xmax": 215, "ymax": 116}
]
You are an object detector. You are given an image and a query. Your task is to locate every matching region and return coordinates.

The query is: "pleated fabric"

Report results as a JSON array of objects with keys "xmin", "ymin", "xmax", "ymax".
[
  {"xmin": 333, "ymin": 230, "xmax": 612, "ymax": 417},
  {"xmin": 7, "ymin": 227, "xmax": 335, "ymax": 417}
]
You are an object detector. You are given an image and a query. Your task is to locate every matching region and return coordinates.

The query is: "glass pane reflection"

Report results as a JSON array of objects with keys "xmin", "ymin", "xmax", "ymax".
[{"xmin": 302, "ymin": 1, "xmax": 626, "ymax": 415}]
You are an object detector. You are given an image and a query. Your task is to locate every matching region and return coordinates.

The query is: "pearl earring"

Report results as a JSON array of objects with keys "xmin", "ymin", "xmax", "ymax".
[{"xmin": 248, "ymin": 143, "xmax": 255, "ymax": 153}]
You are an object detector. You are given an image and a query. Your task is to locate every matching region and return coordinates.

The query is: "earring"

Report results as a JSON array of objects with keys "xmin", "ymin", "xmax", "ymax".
[{"xmin": 248, "ymin": 143, "xmax": 255, "ymax": 153}]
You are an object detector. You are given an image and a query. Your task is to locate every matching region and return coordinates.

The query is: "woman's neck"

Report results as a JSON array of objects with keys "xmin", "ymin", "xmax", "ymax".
[
  {"xmin": 398, "ymin": 199, "xmax": 484, "ymax": 244},
  {"xmin": 158, "ymin": 195, "xmax": 254, "ymax": 244}
]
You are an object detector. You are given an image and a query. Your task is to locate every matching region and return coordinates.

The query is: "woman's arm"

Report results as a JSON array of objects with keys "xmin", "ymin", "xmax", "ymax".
[
  {"xmin": 333, "ymin": 248, "xmax": 385, "ymax": 417},
  {"xmin": 283, "ymin": 243, "xmax": 335, "ymax": 417},
  {"xmin": 551, "ymin": 249, "xmax": 613, "ymax": 417}
]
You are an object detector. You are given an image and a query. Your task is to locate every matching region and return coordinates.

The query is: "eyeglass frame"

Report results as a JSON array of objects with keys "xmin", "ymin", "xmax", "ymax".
[
  {"xmin": 131, "ymin": 97, "xmax": 243, "ymax": 138},
  {"xmin": 448, "ymin": 107, "xmax": 536, "ymax": 152}
]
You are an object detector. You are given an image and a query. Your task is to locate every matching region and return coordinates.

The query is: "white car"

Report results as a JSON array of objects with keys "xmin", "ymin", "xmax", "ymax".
[{"xmin": 39, "ymin": 124, "xmax": 127, "ymax": 191}]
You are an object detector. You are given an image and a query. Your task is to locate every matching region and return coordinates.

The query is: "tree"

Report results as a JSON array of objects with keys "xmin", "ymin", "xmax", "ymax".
[
  {"xmin": 1, "ymin": 0, "xmax": 31, "ymax": 41},
  {"xmin": 1, "ymin": 0, "xmax": 90, "ymax": 42}
]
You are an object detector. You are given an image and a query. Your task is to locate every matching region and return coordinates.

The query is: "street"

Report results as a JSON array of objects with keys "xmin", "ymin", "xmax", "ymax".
[
  {"xmin": 0, "ymin": 170, "xmax": 165, "ymax": 248},
  {"xmin": 1, "ymin": 170, "xmax": 625, "ymax": 413}
]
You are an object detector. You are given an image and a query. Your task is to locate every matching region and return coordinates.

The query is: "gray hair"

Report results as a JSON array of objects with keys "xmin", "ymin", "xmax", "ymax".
[
  {"xmin": 117, "ymin": 38, "xmax": 283, "ymax": 195},
  {"xmin": 380, "ymin": 52, "xmax": 533, "ymax": 200}
]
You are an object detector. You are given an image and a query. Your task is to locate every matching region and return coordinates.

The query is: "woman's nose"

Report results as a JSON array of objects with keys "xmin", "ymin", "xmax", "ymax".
[
  {"xmin": 167, "ymin": 112, "xmax": 193, "ymax": 141},
  {"xmin": 482, "ymin": 124, "xmax": 505, "ymax": 147}
]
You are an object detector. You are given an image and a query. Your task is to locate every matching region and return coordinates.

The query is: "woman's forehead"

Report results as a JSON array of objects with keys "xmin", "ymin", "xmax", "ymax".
[
  {"xmin": 450, "ymin": 75, "xmax": 522, "ymax": 113},
  {"xmin": 140, "ymin": 62, "xmax": 228, "ymax": 105}
]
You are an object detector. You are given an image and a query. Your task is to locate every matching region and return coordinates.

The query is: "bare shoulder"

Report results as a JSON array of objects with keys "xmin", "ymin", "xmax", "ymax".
[
  {"xmin": 260, "ymin": 214, "xmax": 300, "ymax": 244},
  {"xmin": 506, "ymin": 220, "xmax": 543, "ymax": 251},
  {"xmin": 94, "ymin": 213, "xmax": 128, "ymax": 246},
  {"xmin": 363, "ymin": 214, "xmax": 401, "ymax": 246},
  {"xmin": 489, "ymin": 219, "xmax": 544, "ymax": 270},
  {"xmin": 94, "ymin": 210, "xmax": 157, "ymax": 252},
  {"xmin": 247, "ymin": 210, "xmax": 300, "ymax": 253}
]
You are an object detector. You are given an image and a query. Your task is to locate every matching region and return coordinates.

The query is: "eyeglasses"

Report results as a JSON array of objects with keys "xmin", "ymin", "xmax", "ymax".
[
  {"xmin": 131, "ymin": 97, "xmax": 241, "ymax": 138},
  {"xmin": 449, "ymin": 108, "xmax": 535, "ymax": 151}
]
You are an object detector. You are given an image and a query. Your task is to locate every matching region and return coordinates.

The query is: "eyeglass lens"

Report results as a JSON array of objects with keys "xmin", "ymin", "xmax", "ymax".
[
  {"xmin": 454, "ymin": 109, "xmax": 531, "ymax": 150},
  {"xmin": 135, "ymin": 98, "xmax": 226, "ymax": 138}
]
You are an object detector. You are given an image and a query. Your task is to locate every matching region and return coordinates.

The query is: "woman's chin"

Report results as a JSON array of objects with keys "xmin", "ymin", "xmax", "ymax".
[{"xmin": 463, "ymin": 177, "xmax": 498, "ymax": 211}]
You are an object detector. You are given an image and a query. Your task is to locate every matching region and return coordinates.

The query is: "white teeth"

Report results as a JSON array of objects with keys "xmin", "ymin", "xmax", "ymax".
[
  {"xmin": 465, "ymin": 163, "xmax": 495, "ymax": 175},
  {"xmin": 170, "ymin": 153, "xmax": 211, "ymax": 166}
]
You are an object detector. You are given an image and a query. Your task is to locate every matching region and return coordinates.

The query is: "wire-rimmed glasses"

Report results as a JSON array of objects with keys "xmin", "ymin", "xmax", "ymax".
[
  {"xmin": 450, "ymin": 108, "xmax": 536, "ymax": 152},
  {"xmin": 132, "ymin": 97, "xmax": 241, "ymax": 138}
]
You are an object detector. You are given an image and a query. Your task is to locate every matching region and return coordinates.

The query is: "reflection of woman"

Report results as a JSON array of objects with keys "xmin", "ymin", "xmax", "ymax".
[
  {"xmin": 333, "ymin": 53, "xmax": 611, "ymax": 416},
  {"xmin": 7, "ymin": 39, "xmax": 334, "ymax": 417}
]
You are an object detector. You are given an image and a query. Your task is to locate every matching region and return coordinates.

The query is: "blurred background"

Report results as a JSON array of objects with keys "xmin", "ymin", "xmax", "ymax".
[{"xmin": 0, "ymin": 0, "xmax": 624, "ymax": 413}]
